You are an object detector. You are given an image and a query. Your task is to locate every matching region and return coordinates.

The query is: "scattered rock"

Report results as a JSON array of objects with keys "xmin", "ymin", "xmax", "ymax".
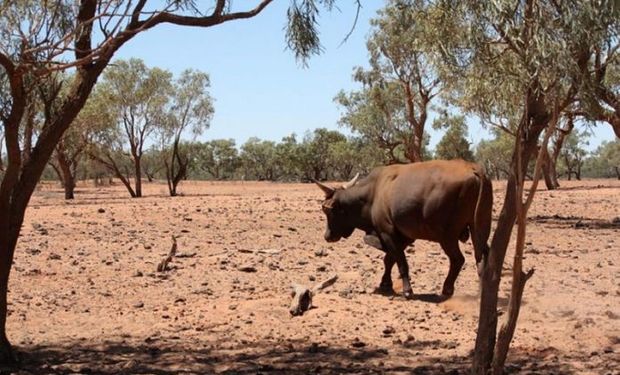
[
  {"xmin": 238, "ymin": 265, "xmax": 257, "ymax": 273},
  {"xmin": 97, "ymin": 208, "xmax": 105, "ymax": 213},
  {"xmin": 382, "ymin": 326, "xmax": 395, "ymax": 337},
  {"xmin": 351, "ymin": 338, "xmax": 366, "ymax": 348}
]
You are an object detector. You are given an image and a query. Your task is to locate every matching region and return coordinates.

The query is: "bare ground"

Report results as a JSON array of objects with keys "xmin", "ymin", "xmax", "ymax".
[{"xmin": 7, "ymin": 179, "xmax": 620, "ymax": 374}]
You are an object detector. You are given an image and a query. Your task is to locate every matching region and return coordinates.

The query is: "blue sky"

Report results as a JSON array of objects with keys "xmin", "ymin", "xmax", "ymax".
[{"xmin": 114, "ymin": 1, "xmax": 616, "ymax": 151}]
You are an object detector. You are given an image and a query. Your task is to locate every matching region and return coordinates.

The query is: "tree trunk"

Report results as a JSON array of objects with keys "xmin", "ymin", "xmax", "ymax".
[
  {"xmin": 56, "ymin": 146, "xmax": 76, "ymax": 200},
  {"xmin": 472, "ymin": 88, "xmax": 550, "ymax": 374},
  {"xmin": 0, "ymin": 220, "xmax": 19, "ymax": 365},
  {"xmin": 90, "ymin": 153, "xmax": 136, "ymax": 197},
  {"xmin": 491, "ymin": 116, "xmax": 555, "ymax": 373},
  {"xmin": 614, "ymin": 166, "xmax": 620, "ymax": 180},
  {"xmin": 576, "ymin": 164, "xmax": 581, "ymax": 180},
  {"xmin": 134, "ymin": 156, "xmax": 142, "ymax": 198},
  {"xmin": 549, "ymin": 116, "xmax": 573, "ymax": 188},
  {"xmin": 402, "ymin": 82, "xmax": 424, "ymax": 163},
  {"xmin": 540, "ymin": 147, "xmax": 556, "ymax": 190}
]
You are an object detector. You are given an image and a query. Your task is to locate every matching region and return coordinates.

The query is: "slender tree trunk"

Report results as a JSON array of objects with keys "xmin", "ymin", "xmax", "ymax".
[
  {"xmin": 472, "ymin": 88, "xmax": 550, "ymax": 374},
  {"xmin": 541, "ymin": 147, "xmax": 556, "ymax": 190},
  {"xmin": 402, "ymin": 82, "xmax": 424, "ymax": 163},
  {"xmin": 56, "ymin": 146, "xmax": 76, "ymax": 200},
  {"xmin": 576, "ymin": 163, "xmax": 581, "ymax": 180},
  {"xmin": 91, "ymin": 153, "xmax": 136, "ymax": 197},
  {"xmin": 21, "ymin": 102, "xmax": 35, "ymax": 167},
  {"xmin": 134, "ymin": 156, "xmax": 142, "ymax": 198},
  {"xmin": 614, "ymin": 166, "xmax": 620, "ymax": 180},
  {"xmin": 0, "ymin": 224, "xmax": 19, "ymax": 365},
  {"xmin": 491, "ymin": 116, "xmax": 555, "ymax": 373}
]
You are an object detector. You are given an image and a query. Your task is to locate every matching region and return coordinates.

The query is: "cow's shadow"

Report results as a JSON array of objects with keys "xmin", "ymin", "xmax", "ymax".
[
  {"xmin": 413, "ymin": 293, "xmax": 450, "ymax": 303},
  {"xmin": 371, "ymin": 289, "xmax": 449, "ymax": 303}
]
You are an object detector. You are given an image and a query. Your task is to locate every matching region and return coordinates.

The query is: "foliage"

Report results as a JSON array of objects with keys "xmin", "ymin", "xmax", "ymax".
[
  {"xmin": 336, "ymin": 0, "xmax": 440, "ymax": 163},
  {"xmin": 475, "ymin": 131, "xmax": 514, "ymax": 180},
  {"xmin": 582, "ymin": 139, "xmax": 620, "ymax": 178},
  {"xmin": 239, "ymin": 137, "xmax": 278, "ymax": 181},
  {"xmin": 557, "ymin": 131, "xmax": 589, "ymax": 180},
  {"xmin": 433, "ymin": 114, "xmax": 474, "ymax": 161},
  {"xmin": 193, "ymin": 139, "xmax": 239, "ymax": 180},
  {"xmin": 159, "ymin": 68, "xmax": 214, "ymax": 196}
]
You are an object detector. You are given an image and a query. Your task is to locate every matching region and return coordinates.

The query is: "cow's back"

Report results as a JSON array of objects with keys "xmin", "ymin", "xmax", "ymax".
[{"xmin": 371, "ymin": 160, "xmax": 481, "ymax": 243}]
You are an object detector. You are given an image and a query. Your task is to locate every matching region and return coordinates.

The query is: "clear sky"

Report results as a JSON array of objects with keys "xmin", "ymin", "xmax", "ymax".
[{"xmin": 114, "ymin": 1, "xmax": 616, "ymax": 151}]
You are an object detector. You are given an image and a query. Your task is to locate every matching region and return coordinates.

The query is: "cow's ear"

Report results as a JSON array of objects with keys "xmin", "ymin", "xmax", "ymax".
[{"xmin": 313, "ymin": 179, "xmax": 335, "ymax": 197}]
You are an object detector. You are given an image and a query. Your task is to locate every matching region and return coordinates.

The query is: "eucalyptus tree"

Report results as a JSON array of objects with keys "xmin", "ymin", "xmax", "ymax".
[
  {"xmin": 428, "ymin": 1, "xmax": 620, "ymax": 373},
  {"xmin": 0, "ymin": 0, "xmax": 341, "ymax": 362},
  {"xmin": 298, "ymin": 128, "xmax": 347, "ymax": 180},
  {"xmin": 95, "ymin": 59, "xmax": 172, "ymax": 197},
  {"xmin": 239, "ymin": 137, "xmax": 278, "ymax": 181},
  {"xmin": 475, "ymin": 132, "xmax": 514, "ymax": 181},
  {"xmin": 433, "ymin": 114, "xmax": 474, "ymax": 161},
  {"xmin": 337, "ymin": 0, "xmax": 440, "ymax": 162},
  {"xmin": 194, "ymin": 139, "xmax": 239, "ymax": 180},
  {"xmin": 335, "ymin": 82, "xmax": 410, "ymax": 164},
  {"xmin": 159, "ymin": 69, "xmax": 214, "ymax": 196},
  {"xmin": 365, "ymin": 0, "xmax": 440, "ymax": 162},
  {"xmin": 576, "ymin": 13, "xmax": 620, "ymax": 138},
  {"xmin": 142, "ymin": 147, "xmax": 165, "ymax": 182},
  {"xmin": 558, "ymin": 131, "xmax": 589, "ymax": 180},
  {"xmin": 51, "ymin": 79, "xmax": 110, "ymax": 199},
  {"xmin": 328, "ymin": 136, "xmax": 385, "ymax": 179},
  {"xmin": 275, "ymin": 134, "xmax": 303, "ymax": 181},
  {"xmin": 590, "ymin": 139, "xmax": 620, "ymax": 178}
]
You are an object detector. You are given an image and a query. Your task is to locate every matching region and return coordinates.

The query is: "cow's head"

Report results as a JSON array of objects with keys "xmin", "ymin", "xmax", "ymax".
[{"xmin": 314, "ymin": 174, "xmax": 360, "ymax": 243}]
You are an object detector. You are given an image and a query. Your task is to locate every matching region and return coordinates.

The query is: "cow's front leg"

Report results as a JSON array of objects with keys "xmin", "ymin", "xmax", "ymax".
[
  {"xmin": 392, "ymin": 249, "xmax": 413, "ymax": 299},
  {"xmin": 377, "ymin": 252, "xmax": 395, "ymax": 294},
  {"xmin": 379, "ymin": 234, "xmax": 412, "ymax": 299}
]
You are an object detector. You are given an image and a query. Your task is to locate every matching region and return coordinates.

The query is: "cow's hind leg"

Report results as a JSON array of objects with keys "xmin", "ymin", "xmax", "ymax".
[
  {"xmin": 377, "ymin": 253, "xmax": 395, "ymax": 294},
  {"xmin": 440, "ymin": 240, "xmax": 465, "ymax": 297}
]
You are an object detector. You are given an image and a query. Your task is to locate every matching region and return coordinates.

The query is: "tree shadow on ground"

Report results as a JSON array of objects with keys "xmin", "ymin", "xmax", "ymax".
[
  {"xmin": 529, "ymin": 214, "xmax": 620, "ymax": 230},
  {"xmin": 6, "ymin": 338, "xmax": 615, "ymax": 374}
]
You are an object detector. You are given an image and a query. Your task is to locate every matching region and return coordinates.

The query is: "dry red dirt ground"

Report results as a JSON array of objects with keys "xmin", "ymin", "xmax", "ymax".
[{"xmin": 7, "ymin": 179, "xmax": 620, "ymax": 374}]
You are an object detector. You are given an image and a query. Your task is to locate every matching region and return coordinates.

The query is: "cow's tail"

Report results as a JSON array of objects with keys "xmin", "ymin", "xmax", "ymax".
[{"xmin": 471, "ymin": 165, "xmax": 493, "ymax": 277}]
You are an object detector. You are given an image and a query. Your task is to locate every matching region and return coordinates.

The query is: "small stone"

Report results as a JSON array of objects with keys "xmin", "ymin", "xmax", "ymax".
[
  {"xmin": 351, "ymin": 338, "xmax": 366, "ymax": 348},
  {"xmin": 97, "ymin": 208, "xmax": 105, "ymax": 213},
  {"xmin": 48, "ymin": 253, "xmax": 61, "ymax": 260},
  {"xmin": 133, "ymin": 302, "xmax": 144, "ymax": 308},
  {"xmin": 238, "ymin": 265, "xmax": 257, "ymax": 273}
]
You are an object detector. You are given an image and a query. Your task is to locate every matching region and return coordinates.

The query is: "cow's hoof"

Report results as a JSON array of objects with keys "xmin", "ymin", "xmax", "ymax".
[
  {"xmin": 441, "ymin": 287, "xmax": 455, "ymax": 297},
  {"xmin": 374, "ymin": 284, "xmax": 394, "ymax": 296},
  {"xmin": 403, "ymin": 290, "xmax": 414, "ymax": 300}
]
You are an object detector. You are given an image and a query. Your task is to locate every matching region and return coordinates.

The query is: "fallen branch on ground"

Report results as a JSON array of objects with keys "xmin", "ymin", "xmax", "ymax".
[{"xmin": 157, "ymin": 236, "xmax": 178, "ymax": 272}]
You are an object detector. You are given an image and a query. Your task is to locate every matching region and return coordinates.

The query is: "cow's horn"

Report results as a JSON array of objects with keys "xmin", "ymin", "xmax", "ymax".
[
  {"xmin": 342, "ymin": 173, "xmax": 360, "ymax": 189},
  {"xmin": 313, "ymin": 179, "xmax": 335, "ymax": 196}
]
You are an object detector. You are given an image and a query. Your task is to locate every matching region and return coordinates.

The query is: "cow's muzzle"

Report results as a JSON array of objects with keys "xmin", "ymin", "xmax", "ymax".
[{"xmin": 324, "ymin": 231, "xmax": 341, "ymax": 242}]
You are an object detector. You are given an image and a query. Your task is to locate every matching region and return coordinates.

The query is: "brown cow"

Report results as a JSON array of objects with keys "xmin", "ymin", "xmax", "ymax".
[{"xmin": 315, "ymin": 160, "xmax": 493, "ymax": 299}]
